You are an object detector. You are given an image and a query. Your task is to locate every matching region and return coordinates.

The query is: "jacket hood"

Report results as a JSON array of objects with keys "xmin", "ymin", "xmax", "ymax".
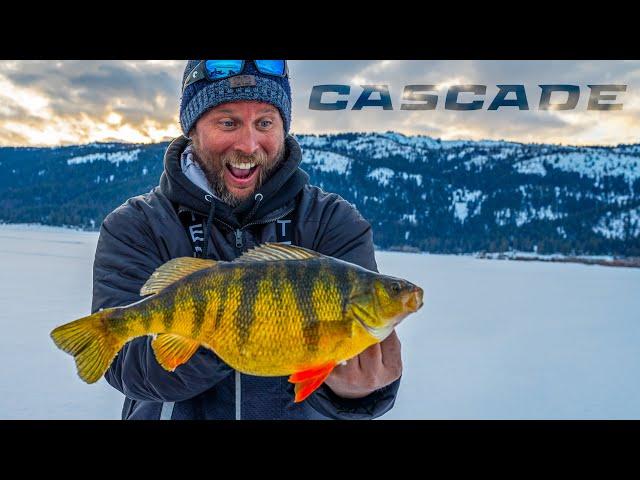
[{"xmin": 159, "ymin": 134, "xmax": 309, "ymax": 227}]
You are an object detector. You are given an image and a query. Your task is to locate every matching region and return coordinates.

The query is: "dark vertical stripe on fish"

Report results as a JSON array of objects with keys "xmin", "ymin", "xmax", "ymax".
[
  {"xmin": 162, "ymin": 286, "xmax": 179, "ymax": 331},
  {"xmin": 191, "ymin": 273, "xmax": 207, "ymax": 338},
  {"xmin": 335, "ymin": 263, "xmax": 352, "ymax": 314},
  {"xmin": 234, "ymin": 265, "xmax": 256, "ymax": 351},
  {"xmin": 155, "ymin": 293, "xmax": 169, "ymax": 333},
  {"xmin": 214, "ymin": 267, "xmax": 231, "ymax": 332},
  {"xmin": 250, "ymin": 262, "xmax": 278, "ymax": 343},
  {"xmin": 289, "ymin": 260, "xmax": 320, "ymax": 352},
  {"xmin": 141, "ymin": 300, "xmax": 152, "ymax": 331},
  {"xmin": 110, "ymin": 309, "xmax": 131, "ymax": 337}
]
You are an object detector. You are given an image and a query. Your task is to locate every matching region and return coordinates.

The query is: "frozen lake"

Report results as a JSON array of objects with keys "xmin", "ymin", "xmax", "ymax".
[{"xmin": 1, "ymin": 223, "xmax": 639, "ymax": 419}]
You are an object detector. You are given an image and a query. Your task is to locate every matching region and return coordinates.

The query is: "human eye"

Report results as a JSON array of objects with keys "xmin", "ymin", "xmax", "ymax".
[
  {"xmin": 258, "ymin": 118, "xmax": 273, "ymax": 129},
  {"xmin": 218, "ymin": 118, "xmax": 236, "ymax": 129}
]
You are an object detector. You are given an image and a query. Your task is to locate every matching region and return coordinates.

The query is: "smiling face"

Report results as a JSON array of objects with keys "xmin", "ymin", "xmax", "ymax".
[{"xmin": 190, "ymin": 101, "xmax": 286, "ymax": 207}]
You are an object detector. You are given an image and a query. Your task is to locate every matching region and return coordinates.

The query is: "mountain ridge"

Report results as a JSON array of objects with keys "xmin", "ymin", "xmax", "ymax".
[{"xmin": 1, "ymin": 131, "xmax": 638, "ymax": 256}]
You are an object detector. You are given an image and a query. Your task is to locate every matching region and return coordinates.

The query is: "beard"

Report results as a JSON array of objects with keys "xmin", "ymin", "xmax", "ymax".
[{"xmin": 191, "ymin": 139, "xmax": 286, "ymax": 208}]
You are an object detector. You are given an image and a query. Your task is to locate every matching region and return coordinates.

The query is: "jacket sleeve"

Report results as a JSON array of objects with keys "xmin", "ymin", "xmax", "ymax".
[
  {"xmin": 305, "ymin": 194, "xmax": 402, "ymax": 419},
  {"xmin": 92, "ymin": 203, "xmax": 233, "ymax": 403}
]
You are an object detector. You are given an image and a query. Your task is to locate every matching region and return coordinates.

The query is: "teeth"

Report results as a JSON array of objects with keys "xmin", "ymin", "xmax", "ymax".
[{"xmin": 229, "ymin": 161, "xmax": 256, "ymax": 170}]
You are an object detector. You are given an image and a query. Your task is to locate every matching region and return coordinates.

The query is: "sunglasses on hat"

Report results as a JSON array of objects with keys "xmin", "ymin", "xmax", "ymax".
[{"xmin": 183, "ymin": 60, "xmax": 288, "ymax": 91}]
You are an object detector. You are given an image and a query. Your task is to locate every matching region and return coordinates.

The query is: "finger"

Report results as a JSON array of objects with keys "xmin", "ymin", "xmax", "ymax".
[
  {"xmin": 359, "ymin": 342, "xmax": 383, "ymax": 370},
  {"xmin": 327, "ymin": 362, "xmax": 346, "ymax": 382},
  {"xmin": 338, "ymin": 356, "xmax": 359, "ymax": 376},
  {"xmin": 380, "ymin": 330, "xmax": 402, "ymax": 368},
  {"xmin": 341, "ymin": 357, "xmax": 359, "ymax": 380}
]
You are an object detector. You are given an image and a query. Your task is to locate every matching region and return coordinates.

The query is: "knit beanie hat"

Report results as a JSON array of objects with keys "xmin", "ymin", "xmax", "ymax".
[{"xmin": 179, "ymin": 60, "xmax": 292, "ymax": 135}]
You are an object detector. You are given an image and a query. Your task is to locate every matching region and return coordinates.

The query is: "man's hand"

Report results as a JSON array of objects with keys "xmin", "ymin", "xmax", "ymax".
[{"xmin": 323, "ymin": 330, "xmax": 402, "ymax": 399}]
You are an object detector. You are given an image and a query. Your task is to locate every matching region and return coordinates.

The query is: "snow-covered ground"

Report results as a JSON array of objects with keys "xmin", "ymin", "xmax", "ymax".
[
  {"xmin": 1, "ymin": 223, "xmax": 639, "ymax": 419},
  {"xmin": 0, "ymin": 224, "xmax": 123, "ymax": 419}
]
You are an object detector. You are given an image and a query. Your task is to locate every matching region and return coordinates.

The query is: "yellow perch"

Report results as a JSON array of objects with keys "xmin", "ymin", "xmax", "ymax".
[{"xmin": 51, "ymin": 243, "xmax": 423, "ymax": 402}]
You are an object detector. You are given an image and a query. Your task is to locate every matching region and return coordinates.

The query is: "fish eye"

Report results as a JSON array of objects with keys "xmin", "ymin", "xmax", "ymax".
[{"xmin": 390, "ymin": 282, "xmax": 401, "ymax": 294}]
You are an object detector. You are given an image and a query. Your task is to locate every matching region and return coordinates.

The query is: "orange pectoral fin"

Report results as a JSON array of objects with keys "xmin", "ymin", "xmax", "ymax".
[{"xmin": 288, "ymin": 362, "xmax": 336, "ymax": 403}]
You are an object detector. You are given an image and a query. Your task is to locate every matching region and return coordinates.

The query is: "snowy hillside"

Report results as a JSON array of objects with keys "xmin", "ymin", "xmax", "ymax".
[{"xmin": 1, "ymin": 131, "xmax": 639, "ymax": 256}]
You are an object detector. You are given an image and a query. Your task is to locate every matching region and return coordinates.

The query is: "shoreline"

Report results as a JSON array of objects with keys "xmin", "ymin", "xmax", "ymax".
[
  {"xmin": 475, "ymin": 252, "xmax": 640, "ymax": 269},
  {"xmin": 2, "ymin": 223, "xmax": 638, "ymax": 268}
]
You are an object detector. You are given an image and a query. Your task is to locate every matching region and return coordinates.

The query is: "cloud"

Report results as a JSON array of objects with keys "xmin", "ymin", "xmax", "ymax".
[
  {"xmin": 0, "ymin": 61, "xmax": 184, "ymax": 145},
  {"xmin": 289, "ymin": 60, "xmax": 640, "ymax": 146},
  {"xmin": 0, "ymin": 60, "xmax": 638, "ymax": 146}
]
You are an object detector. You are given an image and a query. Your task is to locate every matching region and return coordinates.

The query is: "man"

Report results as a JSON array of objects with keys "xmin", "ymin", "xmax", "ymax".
[{"xmin": 92, "ymin": 60, "xmax": 402, "ymax": 420}]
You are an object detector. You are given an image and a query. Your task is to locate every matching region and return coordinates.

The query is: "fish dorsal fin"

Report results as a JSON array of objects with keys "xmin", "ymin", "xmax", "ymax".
[
  {"xmin": 140, "ymin": 257, "xmax": 217, "ymax": 296},
  {"xmin": 234, "ymin": 243, "xmax": 322, "ymax": 263}
]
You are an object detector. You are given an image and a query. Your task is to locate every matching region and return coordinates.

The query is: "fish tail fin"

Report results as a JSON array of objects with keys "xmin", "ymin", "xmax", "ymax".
[{"xmin": 50, "ymin": 309, "xmax": 124, "ymax": 384}]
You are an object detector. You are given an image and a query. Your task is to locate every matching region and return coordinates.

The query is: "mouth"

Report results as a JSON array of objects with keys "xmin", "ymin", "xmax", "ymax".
[{"xmin": 224, "ymin": 161, "xmax": 261, "ymax": 188}]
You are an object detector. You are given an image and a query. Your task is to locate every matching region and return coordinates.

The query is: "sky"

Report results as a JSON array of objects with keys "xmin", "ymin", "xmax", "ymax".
[{"xmin": 0, "ymin": 60, "xmax": 638, "ymax": 147}]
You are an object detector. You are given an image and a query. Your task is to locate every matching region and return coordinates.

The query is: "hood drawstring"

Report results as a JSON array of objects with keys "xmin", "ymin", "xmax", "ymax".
[
  {"xmin": 201, "ymin": 194, "xmax": 216, "ymax": 259},
  {"xmin": 244, "ymin": 193, "xmax": 264, "ymax": 225},
  {"xmin": 200, "ymin": 192, "xmax": 263, "ymax": 258}
]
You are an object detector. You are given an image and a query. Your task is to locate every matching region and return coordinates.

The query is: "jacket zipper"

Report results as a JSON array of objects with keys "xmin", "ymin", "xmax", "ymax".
[
  {"xmin": 234, "ymin": 229, "xmax": 243, "ymax": 249},
  {"xmin": 241, "ymin": 206, "xmax": 295, "ymax": 231},
  {"xmin": 235, "ymin": 371, "xmax": 241, "ymax": 421},
  {"xmin": 211, "ymin": 206, "xmax": 295, "ymax": 420},
  {"xmin": 215, "ymin": 206, "xmax": 295, "ymax": 254}
]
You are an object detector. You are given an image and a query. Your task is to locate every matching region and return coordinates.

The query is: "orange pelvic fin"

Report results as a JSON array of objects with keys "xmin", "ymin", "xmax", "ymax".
[
  {"xmin": 288, "ymin": 362, "xmax": 336, "ymax": 403},
  {"xmin": 151, "ymin": 334, "xmax": 201, "ymax": 371}
]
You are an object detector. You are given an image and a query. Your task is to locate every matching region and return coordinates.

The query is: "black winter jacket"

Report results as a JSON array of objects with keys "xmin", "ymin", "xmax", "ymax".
[{"xmin": 91, "ymin": 134, "xmax": 400, "ymax": 419}]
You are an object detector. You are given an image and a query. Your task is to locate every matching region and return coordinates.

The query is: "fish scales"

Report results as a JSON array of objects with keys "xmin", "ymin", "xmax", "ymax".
[{"xmin": 50, "ymin": 243, "xmax": 424, "ymax": 402}]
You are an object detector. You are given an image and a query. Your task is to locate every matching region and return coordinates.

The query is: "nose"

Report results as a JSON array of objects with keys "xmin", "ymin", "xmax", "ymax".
[{"xmin": 234, "ymin": 125, "xmax": 259, "ymax": 156}]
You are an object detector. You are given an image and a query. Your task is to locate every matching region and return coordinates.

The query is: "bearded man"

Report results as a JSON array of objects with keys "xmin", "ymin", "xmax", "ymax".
[{"xmin": 92, "ymin": 60, "xmax": 402, "ymax": 420}]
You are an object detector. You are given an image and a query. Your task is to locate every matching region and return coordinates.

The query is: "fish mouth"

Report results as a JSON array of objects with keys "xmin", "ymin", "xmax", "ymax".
[{"xmin": 404, "ymin": 287, "xmax": 424, "ymax": 312}]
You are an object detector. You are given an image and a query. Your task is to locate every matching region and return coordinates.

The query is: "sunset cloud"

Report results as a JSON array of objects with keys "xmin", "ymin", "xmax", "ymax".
[{"xmin": 0, "ymin": 60, "xmax": 637, "ymax": 147}]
